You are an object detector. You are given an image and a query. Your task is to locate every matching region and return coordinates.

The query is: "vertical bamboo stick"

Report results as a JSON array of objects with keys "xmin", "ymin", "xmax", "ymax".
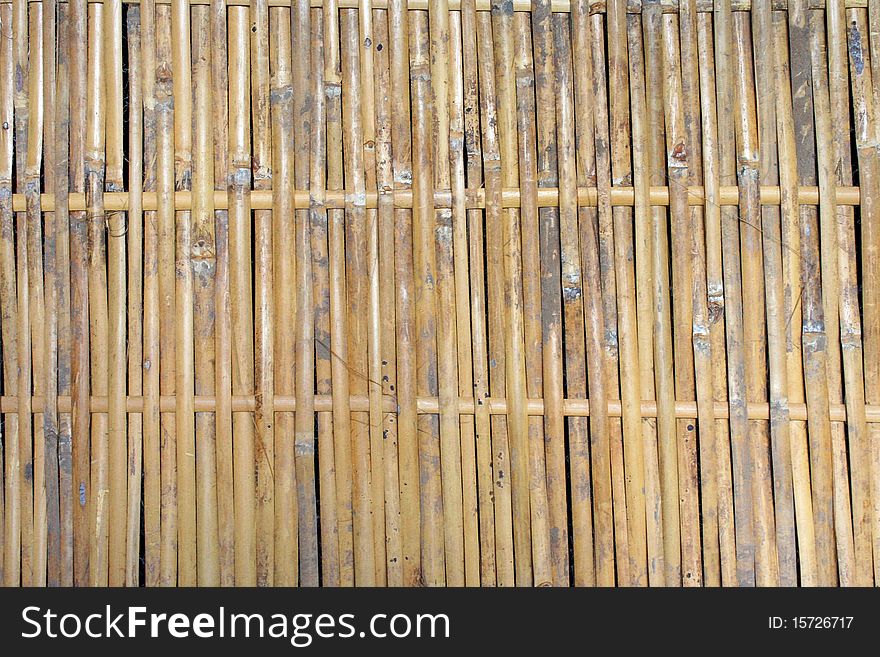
[
  {"xmin": 751, "ymin": 0, "xmax": 798, "ymax": 586},
  {"xmin": 532, "ymin": 0, "xmax": 567, "ymax": 587},
  {"xmin": 696, "ymin": 11, "xmax": 737, "ymax": 587},
  {"xmin": 388, "ymin": 0, "xmax": 420, "ymax": 586},
  {"xmin": 298, "ymin": 3, "xmax": 327, "ymax": 587},
  {"xmin": 588, "ymin": 4, "xmax": 634, "ymax": 588},
  {"xmin": 626, "ymin": 10, "xmax": 666, "ymax": 587},
  {"xmin": 211, "ymin": 0, "xmax": 234, "ymax": 586},
  {"xmin": 733, "ymin": 11, "xmax": 778, "ymax": 588},
  {"xmin": 805, "ymin": 7, "xmax": 855, "ymax": 586},
  {"xmin": 156, "ymin": 4, "xmax": 179, "ymax": 586},
  {"xmin": 124, "ymin": 5, "xmax": 144, "ymax": 588},
  {"xmin": 786, "ymin": 2, "xmax": 835, "ymax": 586},
  {"xmin": 141, "ymin": 0, "xmax": 162, "ymax": 587},
  {"xmin": 476, "ymin": 8, "xmax": 514, "ymax": 587},
  {"xmin": 373, "ymin": 7, "xmax": 403, "ymax": 587},
  {"xmin": 170, "ymin": 0, "xmax": 196, "ymax": 587},
  {"xmin": 0, "ymin": 0, "xmax": 18, "ymax": 588},
  {"xmin": 490, "ymin": 0, "xmax": 532, "ymax": 588},
  {"xmin": 269, "ymin": 1, "xmax": 299, "ymax": 588},
  {"xmin": 228, "ymin": 5, "xmax": 256, "ymax": 585},
  {"xmin": 55, "ymin": 0, "xmax": 74, "ymax": 588},
  {"xmin": 428, "ymin": 0, "xmax": 466, "ymax": 588},
  {"xmin": 819, "ymin": 3, "xmax": 873, "ymax": 586},
  {"xmin": 410, "ymin": 7, "xmax": 443, "ymax": 587},
  {"xmin": 25, "ymin": 2, "xmax": 45, "ymax": 589},
  {"xmin": 461, "ymin": 0, "xmax": 495, "ymax": 587},
  {"xmin": 659, "ymin": 11, "xmax": 702, "ymax": 586},
  {"xmin": 322, "ymin": 0, "xmax": 356, "ymax": 587},
  {"xmin": 512, "ymin": 9, "xmax": 552, "ymax": 587},
  {"xmin": 11, "ymin": 0, "xmax": 30, "ymax": 589},
  {"xmin": 359, "ymin": 0, "xmax": 388, "ymax": 587},
  {"xmin": 714, "ymin": 0, "xmax": 755, "ymax": 587},
  {"xmin": 42, "ymin": 0, "xmax": 61, "ymax": 589},
  {"xmin": 191, "ymin": 2, "xmax": 220, "ymax": 587},
  {"xmin": 644, "ymin": 1, "xmax": 682, "ymax": 587},
  {"xmin": 680, "ymin": 0, "xmax": 719, "ymax": 587},
  {"xmin": 846, "ymin": 7, "xmax": 880, "ymax": 585},
  {"xmin": 561, "ymin": 8, "xmax": 602, "ymax": 586},
  {"xmin": 85, "ymin": 1, "xmax": 110, "ymax": 588},
  {"xmin": 251, "ymin": 0, "xmax": 274, "ymax": 587},
  {"xmin": 446, "ymin": 7, "xmax": 479, "ymax": 587},
  {"xmin": 102, "ymin": 0, "xmax": 127, "ymax": 588},
  {"xmin": 771, "ymin": 8, "xmax": 819, "ymax": 587},
  {"xmin": 341, "ymin": 7, "xmax": 377, "ymax": 586},
  {"xmin": 607, "ymin": 0, "xmax": 650, "ymax": 588},
  {"xmin": 408, "ymin": 11, "xmax": 444, "ymax": 586}
]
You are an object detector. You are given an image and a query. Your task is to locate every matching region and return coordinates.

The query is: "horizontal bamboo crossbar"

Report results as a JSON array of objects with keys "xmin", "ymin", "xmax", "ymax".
[
  {"xmin": 0, "ymin": 0, "xmax": 869, "ymax": 9},
  {"xmin": 5, "ymin": 185, "xmax": 866, "ymax": 210},
  {"xmin": 2, "ymin": 395, "xmax": 880, "ymax": 422}
]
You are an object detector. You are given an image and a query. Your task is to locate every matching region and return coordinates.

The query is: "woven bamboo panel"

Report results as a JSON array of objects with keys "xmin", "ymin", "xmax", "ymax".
[{"xmin": 0, "ymin": 0, "xmax": 877, "ymax": 587}]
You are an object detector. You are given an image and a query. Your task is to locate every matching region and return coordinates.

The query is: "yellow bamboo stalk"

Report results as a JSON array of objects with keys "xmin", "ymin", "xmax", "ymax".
[
  {"xmin": 0, "ymin": 0, "xmax": 18, "ymax": 588},
  {"xmin": 125, "ymin": 4, "xmax": 145, "ymax": 587},
  {"xmin": 476, "ymin": 8, "xmax": 514, "ymax": 587},
  {"xmin": 141, "ymin": 0, "xmax": 162, "ymax": 586},
  {"xmin": 104, "ymin": 0, "xmax": 127, "ymax": 588},
  {"xmin": 228, "ymin": 5, "xmax": 257, "ymax": 585},
  {"xmin": 626, "ymin": 9, "xmax": 666, "ymax": 587},
  {"xmin": 251, "ymin": 0, "xmax": 274, "ymax": 587}
]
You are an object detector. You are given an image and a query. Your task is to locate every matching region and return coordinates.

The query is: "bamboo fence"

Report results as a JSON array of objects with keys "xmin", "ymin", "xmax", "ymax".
[{"xmin": 0, "ymin": 0, "xmax": 877, "ymax": 587}]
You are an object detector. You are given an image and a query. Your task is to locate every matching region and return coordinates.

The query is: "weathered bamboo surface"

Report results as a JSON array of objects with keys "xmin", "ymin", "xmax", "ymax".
[{"xmin": 0, "ymin": 0, "xmax": 878, "ymax": 587}]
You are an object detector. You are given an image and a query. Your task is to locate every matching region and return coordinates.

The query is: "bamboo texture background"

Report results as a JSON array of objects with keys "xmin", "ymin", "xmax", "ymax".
[{"xmin": 0, "ymin": 0, "xmax": 878, "ymax": 587}]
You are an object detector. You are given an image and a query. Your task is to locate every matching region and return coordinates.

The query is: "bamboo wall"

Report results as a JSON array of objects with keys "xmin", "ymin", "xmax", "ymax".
[{"xmin": 0, "ymin": 0, "xmax": 877, "ymax": 588}]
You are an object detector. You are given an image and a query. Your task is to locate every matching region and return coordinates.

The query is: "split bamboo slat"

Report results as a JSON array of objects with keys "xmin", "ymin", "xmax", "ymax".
[{"xmin": 0, "ymin": 0, "xmax": 879, "ymax": 587}]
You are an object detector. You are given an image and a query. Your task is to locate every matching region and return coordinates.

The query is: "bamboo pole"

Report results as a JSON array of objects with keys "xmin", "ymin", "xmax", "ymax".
[
  {"xmin": 388, "ymin": 0, "xmax": 420, "ymax": 586},
  {"xmin": 461, "ymin": 0, "xmax": 495, "ymax": 587},
  {"xmin": 359, "ymin": 0, "xmax": 388, "ymax": 587},
  {"xmin": 447, "ymin": 6, "xmax": 479, "ymax": 588},
  {"xmin": 476, "ymin": 8, "xmax": 514, "ymax": 587},
  {"xmin": 769, "ymin": 5, "xmax": 818, "ymax": 587},
  {"xmin": 373, "ymin": 7, "xmax": 403, "ymax": 587},
  {"xmin": 429, "ymin": 0, "xmax": 466, "ymax": 588},
  {"xmin": 141, "ymin": 0, "xmax": 161, "ymax": 586},
  {"xmin": 171, "ymin": 0, "xmax": 196, "ymax": 587},
  {"xmin": 533, "ymin": 0, "xmax": 566, "ymax": 586},
  {"xmin": 42, "ymin": 0, "xmax": 61, "ymax": 589},
  {"xmin": 807, "ymin": 7, "xmax": 857, "ymax": 586},
  {"xmin": 512, "ymin": 8, "xmax": 551, "ymax": 587},
  {"xmin": 125, "ymin": 4, "xmax": 144, "ymax": 587},
  {"xmin": 563, "ymin": 6, "xmax": 602, "ymax": 586},
  {"xmin": 341, "ymin": 7, "xmax": 377, "ymax": 586},
  {"xmin": 0, "ymin": 0, "xmax": 18, "ymax": 588},
  {"xmin": 251, "ymin": 0, "xmax": 274, "ymax": 587},
  {"xmin": 307, "ymin": 6, "xmax": 336, "ymax": 585},
  {"xmin": 191, "ymin": 2, "xmax": 220, "ymax": 586},
  {"xmin": 228, "ymin": 5, "xmax": 257, "ymax": 585},
  {"xmin": 644, "ymin": 1, "xmax": 682, "ymax": 587},
  {"xmin": 105, "ymin": 0, "xmax": 127, "ymax": 588},
  {"xmin": 626, "ymin": 8, "xmax": 665, "ymax": 587},
  {"xmin": 821, "ymin": 2, "xmax": 873, "ymax": 585},
  {"xmin": 322, "ymin": 0, "xmax": 356, "ymax": 587},
  {"xmin": 607, "ymin": 0, "xmax": 649, "ymax": 588},
  {"xmin": 846, "ymin": 6, "xmax": 880, "ymax": 585},
  {"xmin": 784, "ymin": 0, "xmax": 838, "ymax": 587},
  {"xmin": 752, "ymin": 0, "xmax": 797, "ymax": 586},
  {"xmin": 589, "ymin": 5, "xmax": 631, "ymax": 589},
  {"xmin": 715, "ymin": 0, "xmax": 755, "ymax": 587},
  {"xmin": 269, "ymin": 1, "xmax": 300, "ymax": 587},
  {"xmin": 211, "ymin": 0, "xmax": 234, "ymax": 587}
]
